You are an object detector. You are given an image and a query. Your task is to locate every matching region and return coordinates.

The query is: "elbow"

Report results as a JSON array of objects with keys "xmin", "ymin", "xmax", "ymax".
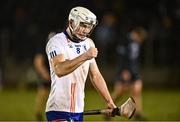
[
  {"xmin": 54, "ymin": 67, "xmax": 67, "ymax": 78},
  {"xmin": 90, "ymin": 75, "xmax": 98, "ymax": 83},
  {"xmin": 53, "ymin": 62, "xmax": 72, "ymax": 78},
  {"xmin": 56, "ymin": 72, "xmax": 63, "ymax": 78},
  {"xmin": 54, "ymin": 65, "xmax": 63, "ymax": 77},
  {"xmin": 54, "ymin": 63, "xmax": 64, "ymax": 78},
  {"xmin": 55, "ymin": 69, "xmax": 64, "ymax": 78}
]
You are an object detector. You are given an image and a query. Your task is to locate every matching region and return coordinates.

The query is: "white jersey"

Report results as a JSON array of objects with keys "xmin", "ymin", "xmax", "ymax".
[{"xmin": 45, "ymin": 32, "xmax": 95, "ymax": 113}]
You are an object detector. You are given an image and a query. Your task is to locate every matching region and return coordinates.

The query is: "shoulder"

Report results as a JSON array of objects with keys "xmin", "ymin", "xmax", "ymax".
[
  {"xmin": 46, "ymin": 33, "xmax": 65, "ymax": 47},
  {"xmin": 46, "ymin": 32, "xmax": 66, "ymax": 52},
  {"xmin": 85, "ymin": 38, "xmax": 95, "ymax": 47}
]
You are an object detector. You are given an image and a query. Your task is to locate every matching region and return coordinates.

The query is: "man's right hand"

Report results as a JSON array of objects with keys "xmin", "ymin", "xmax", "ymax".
[{"xmin": 84, "ymin": 47, "xmax": 98, "ymax": 60}]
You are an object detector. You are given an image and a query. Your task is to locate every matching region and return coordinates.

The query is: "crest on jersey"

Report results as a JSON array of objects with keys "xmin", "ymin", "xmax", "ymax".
[{"xmin": 83, "ymin": 45, "xmax": 87, "ymax": 51}]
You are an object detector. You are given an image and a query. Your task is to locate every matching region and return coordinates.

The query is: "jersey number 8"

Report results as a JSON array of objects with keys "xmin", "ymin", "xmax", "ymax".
[{"xmin": 76, "ymin": 48, "xmax": 80, "ymax": 54}]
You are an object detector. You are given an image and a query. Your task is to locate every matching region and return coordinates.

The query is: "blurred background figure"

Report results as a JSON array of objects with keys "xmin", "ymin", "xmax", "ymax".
[
  {"xmin": 94, "ymin": 12, "xmax": 118, "ymax": 66},
  {"xmin": 33, "ymin": 32, "xmax": 55, "ymax": 121},
  {"xmin": 106, "ymin": 27, "xmax": 148, "ymax": 121}
]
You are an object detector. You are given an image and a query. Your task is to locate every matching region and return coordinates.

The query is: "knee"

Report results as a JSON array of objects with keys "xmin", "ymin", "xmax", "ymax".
[{"xmin": 132, "ymin": 80, "xmax": 142, "ymax": 96}]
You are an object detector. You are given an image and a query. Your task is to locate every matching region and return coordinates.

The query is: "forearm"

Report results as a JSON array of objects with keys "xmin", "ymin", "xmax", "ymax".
[
  {"xmin": 54, "ymin": 54, "xmax": 87, "ymax": 77},
  {"xmin": 39, "ymin": 68, "xmax": 50, "ymax": 81},
  {"xmin": 91, "ymin": 74, "xmax": 115, "ymax": 106},
  {"xmin": 34, "ymin": 54, "xmax": 50, "ymax": 81}
]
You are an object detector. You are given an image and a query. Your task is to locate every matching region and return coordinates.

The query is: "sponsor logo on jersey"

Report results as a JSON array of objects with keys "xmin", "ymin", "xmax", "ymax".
[
  {"xmin": 68, "ymin": 44, "xmax": 73, "ymax": 48},
  {"xmin": 75, "ymin": 45, "xmax": 81, "ymax": 47}
]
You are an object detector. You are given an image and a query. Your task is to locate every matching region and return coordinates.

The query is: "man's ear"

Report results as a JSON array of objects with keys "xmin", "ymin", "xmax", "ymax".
[{"xmin": 69, "ymin": 20, "xmax": 74, "ymax": 28}]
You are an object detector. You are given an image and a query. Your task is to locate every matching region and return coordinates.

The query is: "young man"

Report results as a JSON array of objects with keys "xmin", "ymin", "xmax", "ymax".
[
  {"xmin": 45, "ymin": 6, "xmax": 135, "ymax": 121},
  {"xmin": 110, "ymin": 27, "xmax": 147, "ymax": 121}
]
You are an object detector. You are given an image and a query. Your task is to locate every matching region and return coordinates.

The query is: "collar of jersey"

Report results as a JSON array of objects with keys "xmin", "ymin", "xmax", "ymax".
[{"xmin": 63, "ymin": 30, "xmax": 81, "ymax": 43}]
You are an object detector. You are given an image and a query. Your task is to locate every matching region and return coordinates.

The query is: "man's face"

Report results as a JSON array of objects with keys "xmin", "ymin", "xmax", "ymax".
[
  {"xmin": 72, "ymin": 22, "xmax": 93, "ymax": 40},
  {"xmin": 132, "ymin": 31, "xmax": 144, "ymax": 43}
]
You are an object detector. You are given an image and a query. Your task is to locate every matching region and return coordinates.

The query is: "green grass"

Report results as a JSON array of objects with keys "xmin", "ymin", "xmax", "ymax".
[
  {"xmin": 0, "ymin": 88, "xmax": 180, "ymax": 121},
  {"xmin": 0, "ymin": 89, "xmax": 36, "ymax": 121}
]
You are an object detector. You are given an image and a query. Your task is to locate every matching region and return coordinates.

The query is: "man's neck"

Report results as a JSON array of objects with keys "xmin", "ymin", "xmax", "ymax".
[
  {"xmin": 64, "ymin": 28, "xmax": 82, "ymax": 43},
  {"xmin": 66, "ymin": 28, "xmax": 73, "ymax": 39}
]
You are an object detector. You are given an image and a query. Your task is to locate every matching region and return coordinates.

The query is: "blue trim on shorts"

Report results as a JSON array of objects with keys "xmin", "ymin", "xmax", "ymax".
[{"xmin": 46, "ymin": 111, "xmax": 83, "ymax": 122}]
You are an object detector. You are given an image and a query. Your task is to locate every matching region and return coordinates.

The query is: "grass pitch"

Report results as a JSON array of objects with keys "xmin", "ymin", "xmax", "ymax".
[{"xmin": 0, "ymin": 88, "xmax": 180, "ymax": 121}]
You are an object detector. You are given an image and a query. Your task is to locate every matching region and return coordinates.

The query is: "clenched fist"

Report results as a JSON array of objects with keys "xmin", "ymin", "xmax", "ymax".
[{"xmin": 84, "ymin": 47, "xmax": 98, "ymax": 60}]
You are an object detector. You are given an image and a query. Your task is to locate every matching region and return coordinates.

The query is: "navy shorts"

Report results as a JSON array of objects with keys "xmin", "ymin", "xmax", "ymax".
[
  {"xmin": 115, "ymin": 67, "xmax": 141, "ymax": 83},
  {"xmin": 46, "ymin": 111, "xmax": 83, "ymax": 122},
  {"xmin": 36, "ymin": 74, "xmax": 51, "ymax": 88},
  {"xmin": 37, "ymin": 80, "xmax": 51, "ymax": 88}
]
